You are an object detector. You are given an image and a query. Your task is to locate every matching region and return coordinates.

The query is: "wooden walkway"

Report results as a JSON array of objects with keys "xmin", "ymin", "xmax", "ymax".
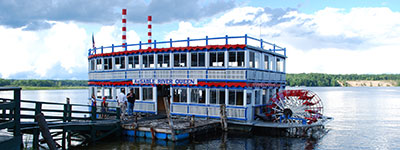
[{"xmin": 0, "ymin": 87, "xmax": 122, "ymax": 150}]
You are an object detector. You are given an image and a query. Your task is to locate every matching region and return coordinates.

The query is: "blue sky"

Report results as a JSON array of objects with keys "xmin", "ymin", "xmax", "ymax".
[{"xmin": 0, "ymin": 0, "xmax": 399, "ymax": 79}]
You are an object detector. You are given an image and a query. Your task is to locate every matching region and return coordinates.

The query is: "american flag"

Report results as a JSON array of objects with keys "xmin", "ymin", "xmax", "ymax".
[{"xmin": 92, "ymin": 33, "xmax": 95, "ymax": 49}]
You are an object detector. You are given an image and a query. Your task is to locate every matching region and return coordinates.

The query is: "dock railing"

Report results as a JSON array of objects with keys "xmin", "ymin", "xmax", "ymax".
[
  {"xmin": 88, "ymin": 34, "xmax": 286, "ymax": 57},
  {"xmin": 0, "ymin": 89, "xmax": 121, "ymax": 149},
  {"xmin": 0, "ymin": 87, "xmax": 22, "ymax": 149}
]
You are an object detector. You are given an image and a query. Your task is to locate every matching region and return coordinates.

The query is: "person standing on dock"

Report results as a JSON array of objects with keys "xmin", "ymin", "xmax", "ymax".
[
  {"xmin": 117, "ymin": 88, "xmax": 128, "ymax": 121},
  {"xmin": 101, "ymin": 97, "xmax": 108, "ymax": 118},
  {"xmin": 127, "ymin": 88, "xmax": 136, "ymax": 116}
]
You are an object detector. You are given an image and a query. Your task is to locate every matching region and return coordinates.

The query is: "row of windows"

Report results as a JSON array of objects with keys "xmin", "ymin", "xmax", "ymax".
[
  {"xmin": 172, "ymin": 88, "xmax": 275, "ymax": 106},
  {"xmin": 90, "ymin": 51, "xmax": 284, "ymax": 72},
  {"xmin": 94, "ymin": 87, "xmax": 152, "ymax": 100},
  {"xmin": 94, "ymin": 87, "xmax": 276, "ymax": 106}
]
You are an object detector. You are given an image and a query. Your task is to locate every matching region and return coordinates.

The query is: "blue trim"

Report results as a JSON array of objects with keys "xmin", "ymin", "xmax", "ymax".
[
  {"xmin": 89, "ymin": 35, "xmax": 286, "ymax": 57},
  {"xmin": 170, "ymin": 112, "xmax": 247, "ymax": 121},
  {"xmin": 135, "ymin": 101, "xmax": 155, "ymax": 104},
  {"xmin": 88, "ymin": 67, "xmax": 285, "ymax": 74},
  {"xmin": 134, "ymin": 110, "xmax": 156, "ymax": 113},
  {"xmin": 253, "ymin": 104, "xmax": 267, "ymax": 107}
]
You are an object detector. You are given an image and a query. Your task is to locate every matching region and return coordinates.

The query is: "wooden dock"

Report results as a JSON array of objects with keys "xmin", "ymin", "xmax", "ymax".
[
  {"xmin": 0, "ymin": 87, "xmax": 122, "ymax": 150},
  {"xmin": 122, "ymin": 116, "xmax": 220, "ymax": 141}
]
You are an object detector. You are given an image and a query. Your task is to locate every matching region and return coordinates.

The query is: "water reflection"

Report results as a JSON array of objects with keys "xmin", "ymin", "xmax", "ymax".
[
  {"xmin": 80, "ymin": 131, "xmax": 321, "ymax": 150},
  {"xmin": 2, "ymin": 87, "xmax": 400, "ymax": 149}
]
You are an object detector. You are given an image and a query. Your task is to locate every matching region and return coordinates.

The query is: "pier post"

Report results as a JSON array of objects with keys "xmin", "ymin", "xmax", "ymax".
[
  {"xmin": 33, "ymin": 102, "xmax": 42, "ymax": 150},
  {"xmin": 163, "ymin": 97, "xmax": 175, "ymax": 141},
  {"xmin": 220, "ymin": 104, "xmax": 228, "ymax": 132},
  {"xmin": 36, "ymin": 113, "xmax": 57, "ymax": 150},
  {"xmin": 91, "ymin": 105, "xmax": 96, "ymax": 121}
]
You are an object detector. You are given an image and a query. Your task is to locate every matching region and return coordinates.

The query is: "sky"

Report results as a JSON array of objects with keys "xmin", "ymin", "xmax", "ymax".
[{"xmin": 0, "ymin": 0, "xmax": 399, "ymax": 80}]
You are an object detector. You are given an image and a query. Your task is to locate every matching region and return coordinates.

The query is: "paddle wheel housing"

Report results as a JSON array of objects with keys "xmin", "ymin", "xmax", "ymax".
[{"xmin": 265, "ymin": 89, "xmax": 324, "ymax": 124}]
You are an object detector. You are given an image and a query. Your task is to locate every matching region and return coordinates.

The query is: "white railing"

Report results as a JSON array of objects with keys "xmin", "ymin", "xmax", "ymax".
[
  {"xmin": 226, "ymin": 70, "xmax": 246, "ymax": 80},
  {"xmin": 171, "ymin": 104, "xmax": 187, "ymax": 114},
  {"xmin": 156, "ymin": 70, "xmax": 171, "ymax": 78},
  {"xmin": 134, "ymin": 101, "xmax": 156, "ymax": 112},
  {"xmin": 113, "ymin": 71, "xmax": 125, "ymax": 79},
  {"xmin": 226, "ymin": 107, "xmax": 246, "ymax": 119},
  {"xmin": 172, "ymin": 70, "xmax": 187, "ymax": 79},
  {"xmin": 126, "ymin": 71, "xmax": 140, "ymax": 79},
  {"xmin": 208, "ymin": 70, "xmax": 226, "ymax": 79},
  {"xmin": 170, "ymin": 103, "xmax": 247, "ymax": 120},
  {"xmin": 89, "ymin": 70, "xmax": 281, "ymax": 82},
  {"xmin": 142, "ymin": 70, "xmax": 154, "ymax": 79},
  {"xmin": 207, "ymin": 106, "xmax": 221, "ymax": 117},
  {"xmin": 189, "ymin": 70, "xmax": 206, "ymax": 79},
  {"xmin": 189, "ymin": 105, "xmax": 208, "ymax": 115}
]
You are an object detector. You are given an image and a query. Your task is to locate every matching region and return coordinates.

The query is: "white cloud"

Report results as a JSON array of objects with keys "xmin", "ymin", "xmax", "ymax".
[
  {"xmin": 0, "ymin": 21, "xmax": 141, "ymax": 79},
  {"xmin": 165, "ymin": 6, "xmax": 400, "ymax": 74}
]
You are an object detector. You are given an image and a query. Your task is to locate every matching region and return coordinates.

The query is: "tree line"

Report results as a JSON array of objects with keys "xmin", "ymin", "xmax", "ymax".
[
  {"xmin": 0, "ymin": 79, "xmax": 87, "ymax": 87},
  {"xmin": 286, "ymin": 73, "xmax": 400, "ymax": 87},
  {"xmin": 1, "ymin": 73, "xmax": 400, "ymax": 87}
]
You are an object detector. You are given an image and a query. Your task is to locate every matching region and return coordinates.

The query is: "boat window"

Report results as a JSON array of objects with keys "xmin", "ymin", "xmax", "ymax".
[
  {"xmin": 128, "ymin": 55, "xmax": 139, "ymax": 69},
  {"xmin": 270, "ymin": 56, "xmax": 274, "ymax": 71},
  {"xmin": 173, "ymin": 88, "xmax": 187, "ymax": 103},
  {"xmin": 246, "ymin": 91, "xmax": 252, "ymax": 105},
  {"xmin": 114, "ymin": 56, "xmax": 125, "ymax": 69},
  {"xmin": 255, "ymin": 52, "xmax": 260, "ymax": 68},
  {"xmin": 104, "ymin": 87, "xmax": 112, "ymax": 99},
  {"xmin": 143, "ymin": 54, "xmax": 154, "ymax": 68},
  {"xmin": 269, "ymin": 89, "xmax": 274, "ymax": 100},
  {"xmin": 262, "ymin": 89, "xmax": 268, "ymax": 104},
  {"xmin": 228, "ymin": 90, "xmax": 243, "ymax": 106},
  {"xmin": 90, "ymin": 59, "xmax": 95, "ymax": 71},
  {"xmin": 96, "ymin": 59, "xmax": 102, "ymax": 70},
  {"xmin": 96, "ymin": 88, "xmax": 102, "ymax": 99},
  {"xmin": 104, "ymin": 58, "xmax": 113, "ymax": 70},
  {"xmin": 128, "ymin": 87, "xmax": 140, "ymax": 100},
  {"xmin": 249, "ymin": 51, "xmax": 255, "ymax": 68},
  {"xmin": 264, "ymin": 55, "xmax": 269, "ymax": 70},
  {"xmin": 190, "ymin": 88, "xmax": 206, "ymax": 104},
  {"xmin": 209, "ymin": 89, "xmax": 225, "ymax": 105},
  {"xmin": 228, "ymin": 51, "xmax": 245, "ymax": 67},
  {"xmin": 173, "ymin": 53, "xmax": 187, "ymax": 67},
  {"xmin": 143, "ymin": 87, "xmax": 153, "ymax": 100},
  {"xmin": 209, "ymin": 52, "xmax": 225, "ymax": 67},
  {"xmin": 277, "ymin": 58, "xmax": 283, "ymax": 72},
  {"xmin": 157, "ymin": 53, "xmax": 170, "ymax": 68},
  {"xmin": 191, "ymin": 52, "xmax": 206, "ymax": 67},
  {"xmin": 255, "ymin": 90, "xmax": 261, "ymax": 105}
]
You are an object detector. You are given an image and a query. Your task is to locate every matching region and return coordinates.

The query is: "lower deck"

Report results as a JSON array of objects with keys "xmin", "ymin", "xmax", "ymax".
[{"xmin": 90, "ymin": 84, "xmax": 284, "ymax": 122}]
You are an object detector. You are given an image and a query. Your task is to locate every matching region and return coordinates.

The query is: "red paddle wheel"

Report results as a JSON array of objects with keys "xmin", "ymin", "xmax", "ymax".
[{"xmin": 266, "ymin": 89, "xmax": 324, "ymax": 124}]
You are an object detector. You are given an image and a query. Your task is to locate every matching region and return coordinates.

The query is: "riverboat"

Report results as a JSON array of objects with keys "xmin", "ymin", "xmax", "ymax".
[{"xmin": 87, "ymin": 34, "xmax": 332, "ymax": 139}]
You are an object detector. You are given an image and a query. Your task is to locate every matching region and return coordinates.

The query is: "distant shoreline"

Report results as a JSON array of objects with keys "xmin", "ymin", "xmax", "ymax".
[
  {"xmin": 287, "ymin": 73, "xmax": 400, "ymax": 87},
  {"xmin": 13, "ymin": 86, "xmax": 87, "ymax": 90}
]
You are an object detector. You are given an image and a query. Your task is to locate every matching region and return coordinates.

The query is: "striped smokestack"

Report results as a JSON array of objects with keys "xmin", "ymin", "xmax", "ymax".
[
  {"xmin": 148, "ymin": 16, "xmax": 152, "ymax": 49},
  {"xmin": 122, "ymin": 9, "xmax": 127, "ymax": 49}
]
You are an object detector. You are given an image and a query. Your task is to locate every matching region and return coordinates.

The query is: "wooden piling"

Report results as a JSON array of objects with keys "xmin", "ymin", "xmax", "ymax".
[
  {"xmin": 220, "ymin": 104, "xmax": 228, "ymax": 132},
  {"xmin": 35, "ymin": 113, "xmax": 58, "ymax": 150},
  {"xmin": 163, "ymin": 97, "xmax": 175, "ymax": 141}
]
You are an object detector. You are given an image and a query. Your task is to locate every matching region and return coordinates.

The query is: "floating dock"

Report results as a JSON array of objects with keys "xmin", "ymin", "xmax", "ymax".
[{"xmin": 122, "ymin": 116, "xmax": 220, "ymax": 141}]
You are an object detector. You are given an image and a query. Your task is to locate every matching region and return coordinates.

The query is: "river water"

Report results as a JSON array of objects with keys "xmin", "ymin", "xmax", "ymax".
[{"xmin": 1, "ymin": 87, "xmax": 400, "ymax": 149}]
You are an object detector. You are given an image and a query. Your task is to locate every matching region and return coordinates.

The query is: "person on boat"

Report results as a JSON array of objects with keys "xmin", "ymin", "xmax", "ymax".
[
  {"xmin": 127, "ymin": 88, "xmax": 136, "ymax": 116},
  {"xmin": 117, "ymin": 88, "xmax": 128, "ymax": 121},
  {"xmin": 91, "ymin": 93, "xmax": 97, "ymax": 107},
  {"xmin": 101, "ymin": 97, "xmax": 108, "ymax": 118}
]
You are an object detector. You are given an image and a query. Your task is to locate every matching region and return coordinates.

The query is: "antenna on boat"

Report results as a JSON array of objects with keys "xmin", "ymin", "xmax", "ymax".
[
  {"xmin": 148, "ymin": 16, "xmax": 152, "ymax": 49},
  {"xmin": 122, "ymin": 9, "xmax": 127, "ymax": 49}
]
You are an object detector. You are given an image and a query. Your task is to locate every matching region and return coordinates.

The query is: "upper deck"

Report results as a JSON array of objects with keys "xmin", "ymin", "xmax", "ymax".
[
  {"xmin": 88, "ymin": 34, "xmax": 286, "ymax": 57},
  {"xmin": 87, "ymin": 35, "xmax": 287, "ymax": 86}
]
